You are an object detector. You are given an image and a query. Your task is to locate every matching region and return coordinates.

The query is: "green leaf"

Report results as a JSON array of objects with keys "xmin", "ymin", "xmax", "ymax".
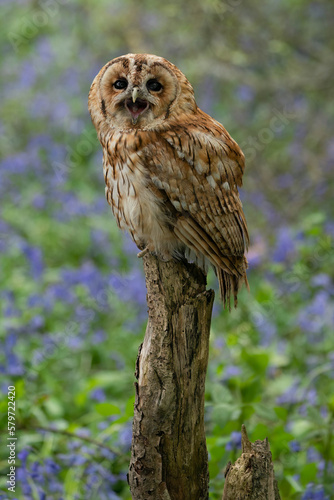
[
  {"xmin": 241, "ymin": 350, "xmax": 269, "ymax": 374},
  {"xmin": 274, "ymin": 406, "xmax": 288, "ymax": 421},
  {"xmin": 209, "ymin": 383, "xmax": 233, "ymax": 404},
  {"xmin": 300, "ymin": 463, "xmax": 317, "ymax": 486},
  {"xmin": 211, "ymin": 403, "xmax": 241, "ymax": 427},
  {"xmin": 253, "ymin": 403, "xmax": 279, "ymax": 421},
  {"xmin": 95, "ymin": 403, "xmax": 121, "ymax": 417},
  {"xmin": 286, "ymin": 475, "xmax": 303, "ymax": 493}
]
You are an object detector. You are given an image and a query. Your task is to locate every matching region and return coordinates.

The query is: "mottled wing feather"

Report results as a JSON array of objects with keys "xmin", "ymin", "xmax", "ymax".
[{"xmin": 144, "ymin": 112, "xmax": 249, "ymax": 306}]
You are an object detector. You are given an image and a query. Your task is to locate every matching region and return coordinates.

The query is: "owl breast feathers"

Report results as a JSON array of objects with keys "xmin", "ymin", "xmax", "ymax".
[{"xmin": 88, "ymin": 53, "xmax": 249, "ymax": 308}]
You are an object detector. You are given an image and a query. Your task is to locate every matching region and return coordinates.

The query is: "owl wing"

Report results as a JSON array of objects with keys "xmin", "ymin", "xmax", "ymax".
[{"xmin": 144, "ymin": 111, "xmax": 249, "ymax": 306}]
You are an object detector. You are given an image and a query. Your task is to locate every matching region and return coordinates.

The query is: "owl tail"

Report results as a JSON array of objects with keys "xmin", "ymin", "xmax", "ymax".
[{"xmin": 217, "ymin": 257, "xmax": 249, "ymax": 310}]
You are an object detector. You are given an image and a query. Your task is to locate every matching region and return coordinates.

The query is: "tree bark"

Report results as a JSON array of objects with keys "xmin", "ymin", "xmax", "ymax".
[
  {"xmin": 128, "ymin": 254, "xmax": 214, "ymax": 500},
  {"xmin": 222, "ymin": 425, "xmax": 281, "ymax": 500}
]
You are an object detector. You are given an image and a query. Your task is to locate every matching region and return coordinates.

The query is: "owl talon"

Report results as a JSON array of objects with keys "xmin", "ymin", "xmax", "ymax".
[{"xmin": 137, "ymin": 247, "xmax": 149, "ymax": 258}]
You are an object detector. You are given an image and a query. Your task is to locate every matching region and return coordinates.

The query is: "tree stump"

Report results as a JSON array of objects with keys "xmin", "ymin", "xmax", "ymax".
[
  {"xmin": 222, "ymin": 425, "xmax": 281, "ymax": 500},
  {"xmin": 128, "ymin": 254, "xmax": 214, "ymax": 500}
]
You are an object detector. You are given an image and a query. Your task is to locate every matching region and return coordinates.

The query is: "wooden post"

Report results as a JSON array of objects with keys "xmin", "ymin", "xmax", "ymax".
[{"xmin": 128, "ymin": 254, "xmax": 214, "ymax": 500}]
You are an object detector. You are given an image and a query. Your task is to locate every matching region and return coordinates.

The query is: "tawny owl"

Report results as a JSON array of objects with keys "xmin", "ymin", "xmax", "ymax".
[{"xmin": 88, "ymin": 53, "xmax": 249, "ymax": 308}]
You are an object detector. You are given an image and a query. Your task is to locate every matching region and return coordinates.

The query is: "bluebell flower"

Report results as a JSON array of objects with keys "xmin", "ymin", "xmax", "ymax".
[
  {"xmin": 18, "ymin": 448, "xmax": 31, "ymax": 464},
  {"xmin": 30, "ymin": 461, "xmax": 44, "ymax": 483},
  {"xmin": 297, "ymin": 291, "xmax": 332, "ymax": 336},
  {"xmin": 309, "ymin": 291, "xmax": 329, "ymax": 316},
  {"xmin": 32, "ymin": 194, "xmax": 46, "ymax": 210},
  {"xmin": 252, "ymin": 313, "xmax": 277, "ymax": 346},
  {"xmin": 62, "ymin": 262, "xmax": 106, "ymax": 297},
  {"xmin": 17, "ymin": 465, "xmax": 32, "ymax": 496},
  {"xmin": 76, "ymin": 428, "xmax": 91, "ymax": 438},
  {"xmin": 236, "ymin": 84, "xmax": 254, "ymax": 102},
  {"xmin": 35, "ymin": 37, "xmax": 54, "ymax": 65},
  {"xmin": 223, "ymin": 365, "xmax": 241, "ymax": 380},
  {"xmin": 6, "ymin": 353, "xmax": 24, "ymax": 376},
  {"xmin": 57, "ymin": 453, "xmax": 87, "ymax": 466},
  {"xmin": 47, "ymin": 283, "xmax": 76, "ymax": 304},
  {"xmin": 18, "ymin": 60, "xmax": 36, "ymax": 89},
  {"xmin": 43, "ymin": 459, "xmax": 61, "ymax": 475},
  {"xmin": 109, "ymin": 268, "xmax": 146, "ymax": 305},
  {"xmin": 307, "ymin": 447, "xmax": 321, "ymax": 463},
  {"xmin": 0, "ymin": 153, "xmax": 29, "ymax": 174},
  {"xmin": 98, "ymin": 421, "xmax": 110, "ymax": 431},
  {"xmin": 90, "ymin": 388, "xmax": 106, "ymax": 402},
  {"xmin": 117, "ymin": 423, "xmax": 133, "ymax": 450},
  {"xmin": 92, "ymin": 330, "xmax": 107, "ymax": 344},
  {"xmin": 20, "ymin": 242, "xmax": 44, "ymax": 280},
  {"xmin": 289, "ymin": 440, "xmax": 301, "ymax": 452},
  {"xmin": 29, "ymin": 315, "xmax": 45, "ymax": 330},
  {"xmin": 276, "ymin": 382, "xmax": 301, "ymax": 405},
  {"xmin": 272, "ymin": 226, "xmax": 295, "ymax": 263},
  {"xmin": 301, "ymin": 483, "xmax": 330, "ymax": 500},
  {"xmin": 226, "ymin": 431, "xmax": 242, "ymax": 451},
  {"xmin": 277, "ymin": 173, "xmax": 294, "ymax": 189},
  {"xmin": 311, "ymin": 273, "xmax": 332, "ymax": 288}
]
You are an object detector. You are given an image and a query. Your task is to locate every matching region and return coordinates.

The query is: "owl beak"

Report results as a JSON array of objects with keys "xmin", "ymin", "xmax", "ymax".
[{"xmin": 132, "ymin": 87, "xmax": 139, "ymax": 103}]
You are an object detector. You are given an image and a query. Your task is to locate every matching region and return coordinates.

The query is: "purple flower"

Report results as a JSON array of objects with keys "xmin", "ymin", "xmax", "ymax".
[
  {"xmin": 252, "ymin": 313, "xmax": 277, "ymax": 346},
  {"xmin": 223, "ymin": 365, "xmax": 241, "ymax": 380},
  {"xmin": 20, "ymin": 242, "xmax": 44, "ymax": 280},
  {"xmin": 226, "ymin": 431, "xmax": 242, "ymax": 451},
  {"xmin": 47, "ymin": 283, "xmax": 75, "ymax": 304},
  {"xmin": 276, "ymin": 382, "xmax": 301, "ymax": 405},
  {"xmin": 117, "ymin": 424, "xmax": 133, "ymax": 450},
  {"xmin": 18, "ymin": 61, "xmax": 36, "ymax": 89},
  {"xmin": 6, "ymin": 353, "xmax": 24, "ymax": 376},
  {"xmin": 301, "ymin": 483, "xmax": 330, "ymax": 500},
  {"xmin": 109, "ymin": 268, "xmax": 146, "ymax": 305},
  {"xmin": 57, "ymin": 453, "xmax": 87, "ymax": 466},
  {"xmin": 43, "ymin": 459, "xmax": 60, "ymax": 475},
  {"xmin": 32, "ymin": 194, "xmax": 46, "ymax": 210},
  {"xmin": 307, "ymin": 447, "xmax": 322, "ymax": 463},
  {"xmin": 311, "ymin": 274, "xmax": 332, "ymax": 288},
  {"xmin": 297, "ymin": 291, "xmax": 332, "ymax": 336},
  {"xmin": 272, "ymin": 227, "xmax": 295, "ymax": 263},
  {"xmin": 92, "ymin": 330, "xmax": 107, "ymax": 344},
  {"xmin": 35, "ymin": 37, "xmax": 54, "ymax": 66},
  {"xmin": 62, "ymin": 262, "xmax": 106, "ymax": 297},
  {"xmin": 236, "ymin": 84, "xmax": 254, "ymax": 102},
  {"xmin": 18, "ymin": 448, "xmax": 31, "ymax": 464},
  {"xmin": 289, "ymin": 440, "xmax": 301, "ymax": 452},
  {"xmin": 17, "ymin": 465, "xmax": 32, "ymax": 496},
  {"xmin": 29, "ymin": 315, "xmax": 45, "ymax": 330},
  {"xmin": 90, "ymin": 388, "xmax": 106, "ymax": 402}
]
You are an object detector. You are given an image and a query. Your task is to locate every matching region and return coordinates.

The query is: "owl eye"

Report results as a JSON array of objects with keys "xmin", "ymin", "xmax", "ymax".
[
  {"xmin": 146, "ymin": 79, "xmax": 163, "ymax": 92},
  {"xmin": 113, "ymin": 79, "xmax": 128, "ymax": 90}
]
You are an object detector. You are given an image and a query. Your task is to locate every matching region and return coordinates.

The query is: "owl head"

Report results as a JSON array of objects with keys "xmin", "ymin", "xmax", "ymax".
[{"xmin": 88, "ymin": 53, "xmax": 197, "ymax": 132}]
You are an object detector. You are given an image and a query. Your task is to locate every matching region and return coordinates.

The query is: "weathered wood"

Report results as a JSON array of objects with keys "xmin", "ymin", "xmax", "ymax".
[
  {"xmin": 128, "ymin": 254, "xmax": 214, "ymax": 500},
  {"xmin": 222, "ymin": 425, "xmax": 281, "ymax": 500}
]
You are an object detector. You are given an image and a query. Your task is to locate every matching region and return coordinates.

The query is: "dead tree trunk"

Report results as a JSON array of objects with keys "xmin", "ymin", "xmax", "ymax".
[
  {"xmin": 128, "ymin": 254, "xmax": 214, "ymax": 500},
  {"xmin": 127, "ymin": 255, "xmax": 282, "ymax": 500},
  {"xmin": 222, "ymin": 425, "xmax": 281, "ymax": 500}
]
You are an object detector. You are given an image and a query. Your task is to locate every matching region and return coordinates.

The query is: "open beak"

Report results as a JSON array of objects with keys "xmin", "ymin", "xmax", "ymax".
[{"xmin": 126, "ymin": 86, "xmax": 149, "ymax": 124}]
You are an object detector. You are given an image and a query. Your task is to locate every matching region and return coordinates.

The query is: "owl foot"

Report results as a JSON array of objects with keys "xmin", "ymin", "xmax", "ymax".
[{"xmin": 137, "ymin": 247, "xmax": 149, "ymax": 258}]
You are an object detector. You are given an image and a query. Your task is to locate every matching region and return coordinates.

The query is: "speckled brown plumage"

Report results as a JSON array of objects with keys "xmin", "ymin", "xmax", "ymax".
[{"xmin": 88, "ymin": 53, "xmax": 249, "ymax": 307}]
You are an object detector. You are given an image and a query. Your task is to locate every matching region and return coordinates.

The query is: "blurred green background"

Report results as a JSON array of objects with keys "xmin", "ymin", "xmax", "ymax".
[{"xmin": 1, "ymin": 0, "xmax": 334, "ymax": 498}]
